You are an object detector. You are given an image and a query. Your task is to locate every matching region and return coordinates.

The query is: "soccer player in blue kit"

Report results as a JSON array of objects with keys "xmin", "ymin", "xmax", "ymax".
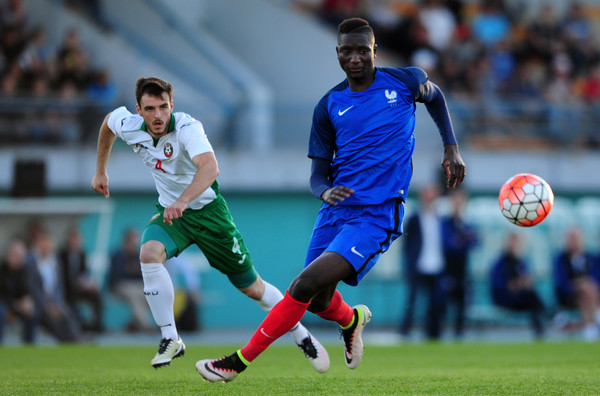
[{"xmin": 197, "ymin": 17, "xmax": 466, "ymax": 382}]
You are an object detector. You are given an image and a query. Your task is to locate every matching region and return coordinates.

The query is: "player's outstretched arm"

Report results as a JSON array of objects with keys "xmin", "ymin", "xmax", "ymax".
[
  {"xmin": 441, "ymin": 144, "xmax": 466, "ymax": 189},
  {"xmin": 92, "ymin": 112, "xmax": 116, "ymax": 198}
]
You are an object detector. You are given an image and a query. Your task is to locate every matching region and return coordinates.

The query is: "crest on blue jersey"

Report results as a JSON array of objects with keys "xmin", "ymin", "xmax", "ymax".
[{"xmin": 385, "ymin": 90, "xmax": 397, "ymax": 104}]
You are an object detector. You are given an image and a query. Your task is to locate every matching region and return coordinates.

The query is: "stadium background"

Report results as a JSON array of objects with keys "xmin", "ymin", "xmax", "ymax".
[{"xmin": 1, "ymin": 0, "xmax": 599, "ymax": 335}]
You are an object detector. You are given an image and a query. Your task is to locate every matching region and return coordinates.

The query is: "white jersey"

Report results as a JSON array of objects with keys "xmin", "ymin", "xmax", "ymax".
[{"xmin": 108, "ymin": 106, "xmax": 217, "ymax": 210}]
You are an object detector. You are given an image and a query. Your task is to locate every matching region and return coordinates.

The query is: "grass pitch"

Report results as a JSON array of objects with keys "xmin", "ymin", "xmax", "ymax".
[{"xmin": 1, "ymin": 341, "xmax": 599, "ymax": 395}]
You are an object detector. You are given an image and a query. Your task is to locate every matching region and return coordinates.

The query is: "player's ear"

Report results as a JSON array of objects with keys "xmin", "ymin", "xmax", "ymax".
[
  {"xmin": 374, "ymin": 44, "xmax": 377, "ymax": 57},
  {"xmin": 136, "ymin": 104, "xmax": 141, "ymax": 115}
]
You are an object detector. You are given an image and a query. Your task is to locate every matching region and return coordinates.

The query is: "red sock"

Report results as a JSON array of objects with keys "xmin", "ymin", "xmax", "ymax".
[
  {"xmin": 314, "ymin": 290, "xmax": 354, "ymax": 328},
  {"xmin": 240, "ymin": 291, "xmax": 309, "ymax": 362}
]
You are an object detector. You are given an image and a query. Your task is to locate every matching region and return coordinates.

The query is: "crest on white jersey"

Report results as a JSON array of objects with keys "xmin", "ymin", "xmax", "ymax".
[
  {"xmin": 385, "ymin": 90, "xmax": 397, "ymax": 104},
  {"xmin": 164, "ymin": 142, "xmax": 173, "ymax": 158}
]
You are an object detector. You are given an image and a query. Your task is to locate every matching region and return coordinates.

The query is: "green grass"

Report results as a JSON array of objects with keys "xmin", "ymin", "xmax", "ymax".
[{"xmin": 1, "ymin": 342, "xmax": 599, "ymax": 395}]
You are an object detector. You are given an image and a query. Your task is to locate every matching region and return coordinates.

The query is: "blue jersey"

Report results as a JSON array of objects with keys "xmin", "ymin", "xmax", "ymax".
[{"xmin": 308, "ymin": 66, "xmax": 433, "ymax": 205}]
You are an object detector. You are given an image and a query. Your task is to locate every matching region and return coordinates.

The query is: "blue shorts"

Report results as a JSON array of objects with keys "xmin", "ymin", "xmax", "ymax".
[{"xmin": 304, "ymin": 198, "xmax": 405, "ymax": 286}]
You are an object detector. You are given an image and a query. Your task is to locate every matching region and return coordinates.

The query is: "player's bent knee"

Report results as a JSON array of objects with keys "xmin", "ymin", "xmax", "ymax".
[
  {"xmin": 139, "ymin": 240, "xmax": 167, "ymax": 263},
  {"xmin": 288, "ymin": 276, "xmax": 320, "ymax": 302}
]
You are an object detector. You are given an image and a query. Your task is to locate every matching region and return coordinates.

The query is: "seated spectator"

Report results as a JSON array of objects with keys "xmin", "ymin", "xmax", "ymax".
[
  {"xmin": 55, "ymin": 28, "xmax": 91, "ymax": 91},
  {"xmin": 107, "ymin": 228, "xmax": 153, "ymax": 333},
  {"xmin": 523, "ymin": 3, "xmax": 562, "ymax": 63},
  {"xmin": 86, "ymin": 69, "xmax": 118, "ymax": 110},
  {"xmin": 27, "ymin": 229, "xmax": 81, "ymax": 343},
  {"xmin": 0, "ymin": 238, "xmax": 38, "ymax": 344},
  {"xmin": 553, "ymin": 225, "xmax": 600, "ymax": 341},
  {"xmin": 18, "ymin": 25, "xmax": 52, "ymax": 79},
  {"xmin": 0, "ymin": 0, "xmax": 27, "ymax": 33},
  {"xmin": 470, "ymin": 1, "xmax": 512, "ymax": 49},
  {"xmin": 58, "ymin": 227, "xmax": 103, "ymax": 333},
  {"xmin": 562, "ymin": 2, "xmax": 597, "ymax": 75},
  {"xmin": 490, "ymin": 232, "xmax": 546, "ymax": 338},
  {"xmin": 418, "ymin": 0, "xmax": 456, "ymax": 53},
  {"xmin": 317, "ymin": 0, "xmax": 368, "ymax": 29},
  {"xmin": 1, "ymin": 24, "xmax": 27, "ymax": 69}
]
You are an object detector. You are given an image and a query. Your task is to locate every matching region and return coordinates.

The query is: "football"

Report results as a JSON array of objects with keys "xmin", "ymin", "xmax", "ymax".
[{"xmin": 498, "ymin": 173, "xmax": 554, "ymax": 227}]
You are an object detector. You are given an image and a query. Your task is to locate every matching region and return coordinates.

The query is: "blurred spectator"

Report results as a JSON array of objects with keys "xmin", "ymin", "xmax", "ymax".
[
  {"xmin": 487, "ymin": 37, "xmax": 516, "ymax": 92},
  {"xmin": 0, "ymin": 65, "xmax": 20, "ymax": 96},
  {"xmin": 165, "ymin": 253, "xmax": 202, "ymax": 332},
  {"xmin": 441, "ymin": 189, "xmax": 478, "ymax": 339},
  {"xmin": 18, "ymin": 25, "xmax": 53, "ymax": 80},
  {"xmin": 24, "ymin": 220, "xmax": 44, "ymax": 250},
  {"xmin": 577, "ymin": 63, "xmax": 600, "ymax": 148},
  {"xmin": 0, "ymin": 238, "xmax": 38, "ymax": 344},
  {"xmin": 30, "ymin": 73, "xmax": 51, "ymax": 99},
  {"xmin": 389, "ymin": 9, "xmax": 430, "ymax": 64},
  {"xmin": 498, "ymin": 59, "xmax": 546, "ymax": 124},
  {"xmin": 58, "ymin": 227, "xmax": 103, "ymax": 333},
  {"xmin": 86, "ymin": 69, "xmax": 118, "ymax": 109},
  {"xmin": 107, "ymin": 228, "xmax": 153, "ymax": 333},
  {"xmin": 562, "ymin": 2, "xmax": 596, "ymax": 75},
  {"xmin": 543, "ymin": 47, "xmax": 582, "ymax": 144},
  {"xmin": 490, "ymin": 232, "xmax": 546, "ymax": 339},
  {"xmin": 1, "ymin": 24, "xmax": 27, "ymax": 68},
  {"xmin": 27, "ymin": 230, "xmax": 81, "ymax": 343},
  {"xmin": 55, "ymin": 28, "xmax": 91, "ymax": 91},
  {"xmin": 470, "ymin": 1, "xmax": 512, "ymax": 49},
  {"xmin": 399, "ymin": 183, "xmax": 446, "ymax": 340},
  {"xmin": 418, "ymin": 0, "xmax": 456, "ymax": 53},
  {"xmin": 524, "ymin": 3, "xmax": 563, "ymax": 64},
  {"xmin": 0, "ymin": 0, "xmax": 27, "ymax": 33},
  {"xmin": 553, "ymin": 226, "xmax": 600, "ymax": 342},
  {"xmin": 317, "ymin": 0, "xmax": 368, "ymax": 28}
]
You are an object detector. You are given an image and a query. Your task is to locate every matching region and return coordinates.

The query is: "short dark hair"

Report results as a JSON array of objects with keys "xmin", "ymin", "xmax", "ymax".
[
  {"xmin": 135, "ymin": 76, "xmax": 173, "ymax": 105},
  {"xmin": 337, "ymin": 17, "xmax": 374, "ymax": 42}
]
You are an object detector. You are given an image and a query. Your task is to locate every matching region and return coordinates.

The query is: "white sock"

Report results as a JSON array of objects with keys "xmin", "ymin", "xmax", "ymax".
[
  {"xmin": 258, "ymin": 281, "xmax": 309, "ymax": 344},
  {"xmin": 141, "ymin": 262, "xmax": 178, "ymax": 340}
]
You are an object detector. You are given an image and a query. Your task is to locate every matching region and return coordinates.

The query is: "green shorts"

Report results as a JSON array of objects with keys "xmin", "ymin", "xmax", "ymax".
[{"xmin": 141, "ymin": 194, "xmax": 257, "ymax": 288}]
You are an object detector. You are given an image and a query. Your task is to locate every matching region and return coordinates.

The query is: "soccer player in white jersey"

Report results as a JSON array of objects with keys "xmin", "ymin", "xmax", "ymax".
[
  {"xmin": 197, "ymin": 17, "xmax": 465, "ymax": 382},
  {"xmin": 91, "ymin": 76, "xmax": 329, "ymax": 372}
]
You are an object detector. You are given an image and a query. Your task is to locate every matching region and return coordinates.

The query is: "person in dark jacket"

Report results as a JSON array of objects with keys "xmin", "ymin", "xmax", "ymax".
[
  {"xmin": 441, "ymin": 188, "xmax": 478, "ymax": 339},
  {"xmin": 58, "ymin": 227, "xmax": 103, "ymax": 333},
  {"xmin": 0, "ymin": 238, "xmax": 38, "ymax": 344},
  {"xmin": 27, "ymin": 230, "xmax": 81, "ymax": 343},
  {"xmin": 490, "ymin": 232, "xmax": 546, "ymax": 338}
]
